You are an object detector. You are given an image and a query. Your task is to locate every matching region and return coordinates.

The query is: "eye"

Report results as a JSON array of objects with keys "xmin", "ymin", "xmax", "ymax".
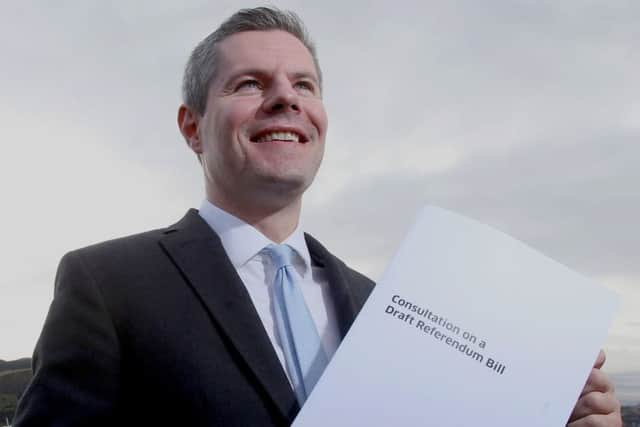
[
  {"xmin": 294, "ymin": 80, "xmax": 316, "ymax": 94},
  {"xmin": 235, "ymin": 79, "xmax": 262, "ymax": 92}
]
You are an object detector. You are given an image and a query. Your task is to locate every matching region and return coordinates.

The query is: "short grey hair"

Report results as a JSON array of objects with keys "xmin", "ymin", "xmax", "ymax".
[{"xmin": 182, "ymin": 7, "xmax": 322, "ymax": 115}]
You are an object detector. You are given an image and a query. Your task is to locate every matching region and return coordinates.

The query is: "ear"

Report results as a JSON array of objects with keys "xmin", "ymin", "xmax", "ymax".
[{"xmin": 177, "ymin": 104, "xmax": 203, "ymax": 154}]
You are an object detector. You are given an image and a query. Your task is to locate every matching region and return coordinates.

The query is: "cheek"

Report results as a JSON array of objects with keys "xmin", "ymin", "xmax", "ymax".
[
  {"xmin": 207, "ymin": 102, "xmax": 257, "ymax": 166},
  {"xmin": 308, "ymin": 101, "xmax": 328, "ymax": 138},
  {"xmin": 216, "ymin": 100, "xmax": 257, "ymax": 138}
]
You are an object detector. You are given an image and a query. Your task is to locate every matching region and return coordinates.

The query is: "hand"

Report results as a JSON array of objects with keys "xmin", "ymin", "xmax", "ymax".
[{"xmin": 567, "ymin": 350, "xmax": 622, "ymax": 427}]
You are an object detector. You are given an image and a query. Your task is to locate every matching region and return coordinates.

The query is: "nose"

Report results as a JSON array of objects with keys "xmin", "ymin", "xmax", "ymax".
[{"xmin": 262, "ymin": 79, "xmax": 300, "ymax": 114}]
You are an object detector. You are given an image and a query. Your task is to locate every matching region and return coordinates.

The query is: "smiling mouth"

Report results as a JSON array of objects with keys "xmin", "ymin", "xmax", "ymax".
[{"xmin": 250, "ymin": 130, "xmax": 308, "ymax": 143}]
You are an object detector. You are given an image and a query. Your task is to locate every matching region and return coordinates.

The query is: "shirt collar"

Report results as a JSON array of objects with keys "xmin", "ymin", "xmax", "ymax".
[{"xmin": 198, "ymin": 200, "xmax": 311, "ymax": 272}]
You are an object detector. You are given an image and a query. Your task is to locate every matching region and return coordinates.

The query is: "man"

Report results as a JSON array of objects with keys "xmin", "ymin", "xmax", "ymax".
[{"xmin": 14, "ymin": 7, "xmax": 621, "ymax": 427}]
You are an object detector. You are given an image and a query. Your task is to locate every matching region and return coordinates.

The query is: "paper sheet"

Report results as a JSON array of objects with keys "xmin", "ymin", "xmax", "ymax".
[{"xmin": 294, "ymin": 206, "xmax": 618, "ymax": 427}]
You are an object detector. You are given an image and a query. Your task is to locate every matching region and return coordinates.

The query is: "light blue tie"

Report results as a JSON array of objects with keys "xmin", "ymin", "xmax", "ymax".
[{"xmin": 266, "ymin": 244, "xmax": 328, "ymax": 405}]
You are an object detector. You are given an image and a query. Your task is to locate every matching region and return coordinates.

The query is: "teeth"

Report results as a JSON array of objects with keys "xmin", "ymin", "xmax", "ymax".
[{"xmin": 256, "ymin": 131, "xmax": 300, "ymax": 143}]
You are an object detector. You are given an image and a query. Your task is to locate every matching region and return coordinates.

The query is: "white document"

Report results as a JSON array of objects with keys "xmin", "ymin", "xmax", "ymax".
[{"xmin": 294, "ymin": 206, "xmax": 618, "ymax": 427}]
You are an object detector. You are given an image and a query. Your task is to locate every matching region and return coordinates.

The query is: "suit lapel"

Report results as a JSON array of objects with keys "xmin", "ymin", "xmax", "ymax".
[
  {"xmin": 159, "ymin": 210, "xmax": 298, "ymax": 421},
  {"xmin": 305, "ymin": 233, "xmax": 365, "ymax": 340}
]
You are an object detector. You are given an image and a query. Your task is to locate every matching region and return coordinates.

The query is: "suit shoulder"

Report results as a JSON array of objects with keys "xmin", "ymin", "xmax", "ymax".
[
  {"xmin": 63, "ymin": 209, "xmax": 202, "ymax": 263},
  {"xmin": 63, "ymin": 226, "xmax": 167, "ymax": 262},
  {"xmin": 56, "ymin": 210, "xmax": 205, "ymax": 289}
]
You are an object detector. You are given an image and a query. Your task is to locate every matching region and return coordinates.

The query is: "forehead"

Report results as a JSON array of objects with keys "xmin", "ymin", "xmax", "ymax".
[{"xmin": 215, "ymin": 30, "xmax": 318, "ymax": 80}]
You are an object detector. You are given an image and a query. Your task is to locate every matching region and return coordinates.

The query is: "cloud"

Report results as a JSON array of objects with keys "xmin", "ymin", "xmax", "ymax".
[{"xmin": 307, "ymin": 134, "xmax": 639, "ymax": 279}]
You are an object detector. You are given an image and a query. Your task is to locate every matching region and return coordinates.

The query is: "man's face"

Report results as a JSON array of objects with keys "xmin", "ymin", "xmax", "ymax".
[{"xmin": 196, "ymin": 30, "xmax": 327, "ymax": 210}]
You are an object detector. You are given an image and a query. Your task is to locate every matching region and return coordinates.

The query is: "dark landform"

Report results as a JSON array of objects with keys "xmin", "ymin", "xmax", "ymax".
[
  {"xmin": 0, "ymin": 358, "xmax": 32, "ymax": 424},
  {"xmin": 1, "ymin": 358, "xmax": 639, "ymax": 425}
]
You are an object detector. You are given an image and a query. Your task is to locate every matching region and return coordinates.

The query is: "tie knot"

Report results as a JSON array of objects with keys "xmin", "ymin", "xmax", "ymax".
[{"xmin": 265, "ymin": 244, "xmax": 296, "ymax": 269}]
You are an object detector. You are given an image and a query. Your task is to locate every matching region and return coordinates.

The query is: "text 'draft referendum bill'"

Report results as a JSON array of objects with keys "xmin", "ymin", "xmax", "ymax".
[{"xmin": 385, "ymin": 294, "xmax": 507, "ymax": 376}]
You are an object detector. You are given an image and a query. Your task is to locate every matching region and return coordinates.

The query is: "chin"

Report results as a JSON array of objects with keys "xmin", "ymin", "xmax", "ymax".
[
  {"xmin": 252, "ymin": 170, "xmax": 312, "ymax": 196},
  {"xmin": 264, "ymin": 175, "xmax": 308, "ymax": 191}
]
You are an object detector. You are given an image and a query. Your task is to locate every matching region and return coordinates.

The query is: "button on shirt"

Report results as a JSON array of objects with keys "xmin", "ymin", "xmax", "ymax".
[{"xmin": 198, "ymin": 200, "xmax": 340, "ymax": 385}]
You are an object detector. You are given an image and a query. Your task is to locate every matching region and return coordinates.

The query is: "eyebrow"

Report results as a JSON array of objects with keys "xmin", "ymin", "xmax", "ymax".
[
  {"xmin": 224, "ymin": 68, "xmax": 320, "ymax": 86},
  {"xmin": 290, "ymin": 71, "xmax": 320, "ymax": 85}
]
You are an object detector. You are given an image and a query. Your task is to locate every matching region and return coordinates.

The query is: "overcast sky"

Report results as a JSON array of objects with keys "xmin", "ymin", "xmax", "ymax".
[{"xmin": 1, "ymin": 1, "xmax": 638, "ymax": 382}]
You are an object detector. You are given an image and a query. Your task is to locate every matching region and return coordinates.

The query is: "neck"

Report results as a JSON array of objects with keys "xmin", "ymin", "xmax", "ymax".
[{"xmin": 206, "ymin": 192, "xmax": 303, "ymax": 243}]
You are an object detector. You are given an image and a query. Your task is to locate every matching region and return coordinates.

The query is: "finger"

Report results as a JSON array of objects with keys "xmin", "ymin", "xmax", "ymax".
[
  {"xmin": 580, "ymin": 368, "xmax": 615, "ymax": 396},
  {"xmin": 568, "ymin": 391, "xmax": 620, "ymax": 422},
  {"xmin": 593, "ymin": 349, "xmax": 606, "ymax": 369},
  {"xmin": 566, "ymin": 411, "xmax": 622, "ymax": 427}
]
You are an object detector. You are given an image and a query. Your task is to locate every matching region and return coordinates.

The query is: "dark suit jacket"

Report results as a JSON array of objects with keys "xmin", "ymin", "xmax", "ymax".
[{"xmin": 14, "ymin": 209, "xmax": 374, "ymax": 426}]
